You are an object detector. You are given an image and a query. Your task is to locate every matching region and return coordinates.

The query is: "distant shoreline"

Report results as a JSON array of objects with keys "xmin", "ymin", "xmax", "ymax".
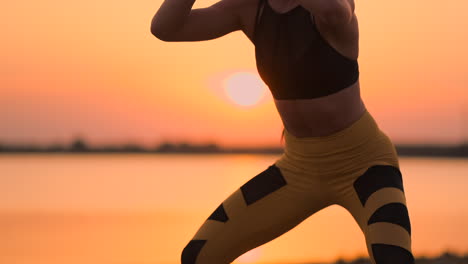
[
  {"xmin": 322, "ymin": 251, "xmax": 468, "ymax": 264},
  {"xmin": 1, "ymin": 139, "xmax": 468, "ymax": 157}
]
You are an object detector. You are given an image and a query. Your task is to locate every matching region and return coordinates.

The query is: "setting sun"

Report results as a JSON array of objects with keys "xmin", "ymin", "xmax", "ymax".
[
  {"xmin": 235, "ymin": 248, "xmax": 262, "ymax": 263},
  {"xmin": 222, "ymin": 72, "xmax": 267, "ymax": 107}
]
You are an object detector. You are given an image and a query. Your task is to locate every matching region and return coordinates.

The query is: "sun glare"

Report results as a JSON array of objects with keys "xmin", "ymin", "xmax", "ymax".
[
  {"xmin": 223, "ymin": 72, "xmax": 266, "ymax": 107},
  {"xmin": 235, "ymin": 248, "xmax": 262, "ymax": 263}
]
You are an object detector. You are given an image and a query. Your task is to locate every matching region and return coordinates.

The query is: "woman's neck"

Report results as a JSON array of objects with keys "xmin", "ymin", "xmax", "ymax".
[{"xmin": 267, "ymin": 0, "xmax": 300, "ymax": 14}]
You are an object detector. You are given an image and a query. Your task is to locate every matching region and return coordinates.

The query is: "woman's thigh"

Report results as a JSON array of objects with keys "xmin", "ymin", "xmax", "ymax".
[{"xmin": 181, "ymin": 163, "xmax": 332, "ymax": 264}]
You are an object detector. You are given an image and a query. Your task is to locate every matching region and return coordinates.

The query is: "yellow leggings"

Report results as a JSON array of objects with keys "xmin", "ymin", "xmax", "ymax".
[{"xmin": 182, "ymin": 109, "xmax": 414, "ymax": 264}]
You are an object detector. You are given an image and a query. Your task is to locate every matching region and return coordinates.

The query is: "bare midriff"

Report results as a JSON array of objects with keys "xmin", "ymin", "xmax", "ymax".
[{"xmin": 273, "ymin": 81, "xmax": 367, "ymax": 138}]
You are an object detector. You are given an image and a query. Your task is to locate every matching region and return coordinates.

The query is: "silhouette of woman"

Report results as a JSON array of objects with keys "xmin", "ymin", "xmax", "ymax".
[{"xmin": 151, "ymin": 0, "xmax": 414, "ymax": 263}]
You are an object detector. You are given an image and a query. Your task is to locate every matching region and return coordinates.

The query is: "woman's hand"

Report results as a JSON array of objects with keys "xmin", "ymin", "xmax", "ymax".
[{"xmin": 151, "ymin": 0, "xmax": 244, "ymax": 42}]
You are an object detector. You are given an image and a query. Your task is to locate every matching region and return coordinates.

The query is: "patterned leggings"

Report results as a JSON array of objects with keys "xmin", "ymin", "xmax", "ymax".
[{"xmin": 182, "ymin": 110, "xmax": 414, "ymax": 264}]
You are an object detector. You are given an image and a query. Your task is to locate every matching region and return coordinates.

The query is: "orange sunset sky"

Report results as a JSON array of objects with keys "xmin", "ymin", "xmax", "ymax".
[{"xmin": 1, "ymin": 0, "xmax": 468, "ymax": 148}]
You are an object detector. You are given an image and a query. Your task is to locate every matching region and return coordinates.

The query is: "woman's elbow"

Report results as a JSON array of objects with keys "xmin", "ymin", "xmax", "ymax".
[
  {"xmin": 151, "ymin": 28, "xmax": 166, "ymax": 41},
  {"xmin": 150, "ymin": 15, "xmax": 176, "ymax": 41},
  {"xmin": 151, "ymin": 22, "xmax": 169, "ymax": 41}
]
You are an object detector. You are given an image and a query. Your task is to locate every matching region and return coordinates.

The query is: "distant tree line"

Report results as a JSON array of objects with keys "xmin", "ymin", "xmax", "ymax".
[
  {"xmin": 397, "ymin": 143, "xmax": 468, "ymax": 157},
  {"xmin": 0, "ymin": 138, "xmax": 468, "ymax": 157},
  {"xmin": 328, "ymin": 251, "xmax": 468, "ymax": 264}
]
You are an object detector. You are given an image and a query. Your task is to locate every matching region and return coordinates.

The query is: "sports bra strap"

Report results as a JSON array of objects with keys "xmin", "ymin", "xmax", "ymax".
[{"xmin": 253, "ymin": 0, "xmax": 265, "ymax": 40}]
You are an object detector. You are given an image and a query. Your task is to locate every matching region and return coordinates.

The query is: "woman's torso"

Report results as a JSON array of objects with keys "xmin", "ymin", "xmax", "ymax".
[{"xmin": 239, "ymin": 0, "xmax": 366, "ymax": 138}]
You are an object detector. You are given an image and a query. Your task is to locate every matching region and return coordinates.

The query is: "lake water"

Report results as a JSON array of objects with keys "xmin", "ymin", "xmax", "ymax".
[{"xmin": 0, "ymin": 154, "xmax": 467, "ymax": 264}]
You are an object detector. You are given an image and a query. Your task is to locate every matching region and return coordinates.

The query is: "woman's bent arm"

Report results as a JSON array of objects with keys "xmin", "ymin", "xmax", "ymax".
[{"xmin": 150, "ymin": 0, "xmax": 242, "ymax": 42}]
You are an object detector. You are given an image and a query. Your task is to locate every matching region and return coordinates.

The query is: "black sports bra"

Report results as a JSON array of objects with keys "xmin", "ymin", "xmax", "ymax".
[{"xmin": 253, "ymin": 0, "xmax": 359, "ymax": 100}]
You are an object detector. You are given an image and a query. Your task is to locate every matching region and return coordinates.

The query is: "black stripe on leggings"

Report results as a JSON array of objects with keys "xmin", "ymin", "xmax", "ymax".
[
  {"xmin": 208, "ymin": 204, "xmax": 229, "ymax": 223},
  {"xmin": 353, "ymin": 165, "xmax": 404, "ymax": 206},
  {"xmin": 368, "ymin": 202, "xmax": 411, "ymax": 235},
  {"xmin": 372, "ymin": 243, "xmax": 415, "ymax": 264},
  {"xmin": 182, "ymin": 240, "xmax": 207, "ymax": 264},
  {"xmin": 241, "ymin": 164, "xmax": 287, "ymax": 205}
]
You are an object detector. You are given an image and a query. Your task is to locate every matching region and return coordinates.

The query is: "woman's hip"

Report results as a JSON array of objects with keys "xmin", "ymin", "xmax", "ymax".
[{"xmin": 274, "ymin": 109, "xmax": 400, "ymax": 177}]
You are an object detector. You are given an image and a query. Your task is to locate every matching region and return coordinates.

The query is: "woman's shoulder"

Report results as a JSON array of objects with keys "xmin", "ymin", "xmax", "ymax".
[{"xmin": 233, "ymin": 0, "xmax": 263, "ymax": 41}]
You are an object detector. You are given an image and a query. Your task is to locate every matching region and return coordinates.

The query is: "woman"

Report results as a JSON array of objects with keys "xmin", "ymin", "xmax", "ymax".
[{"xmin": 151, "ymin": 0, "xmax": 414, "ymax": 263}]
